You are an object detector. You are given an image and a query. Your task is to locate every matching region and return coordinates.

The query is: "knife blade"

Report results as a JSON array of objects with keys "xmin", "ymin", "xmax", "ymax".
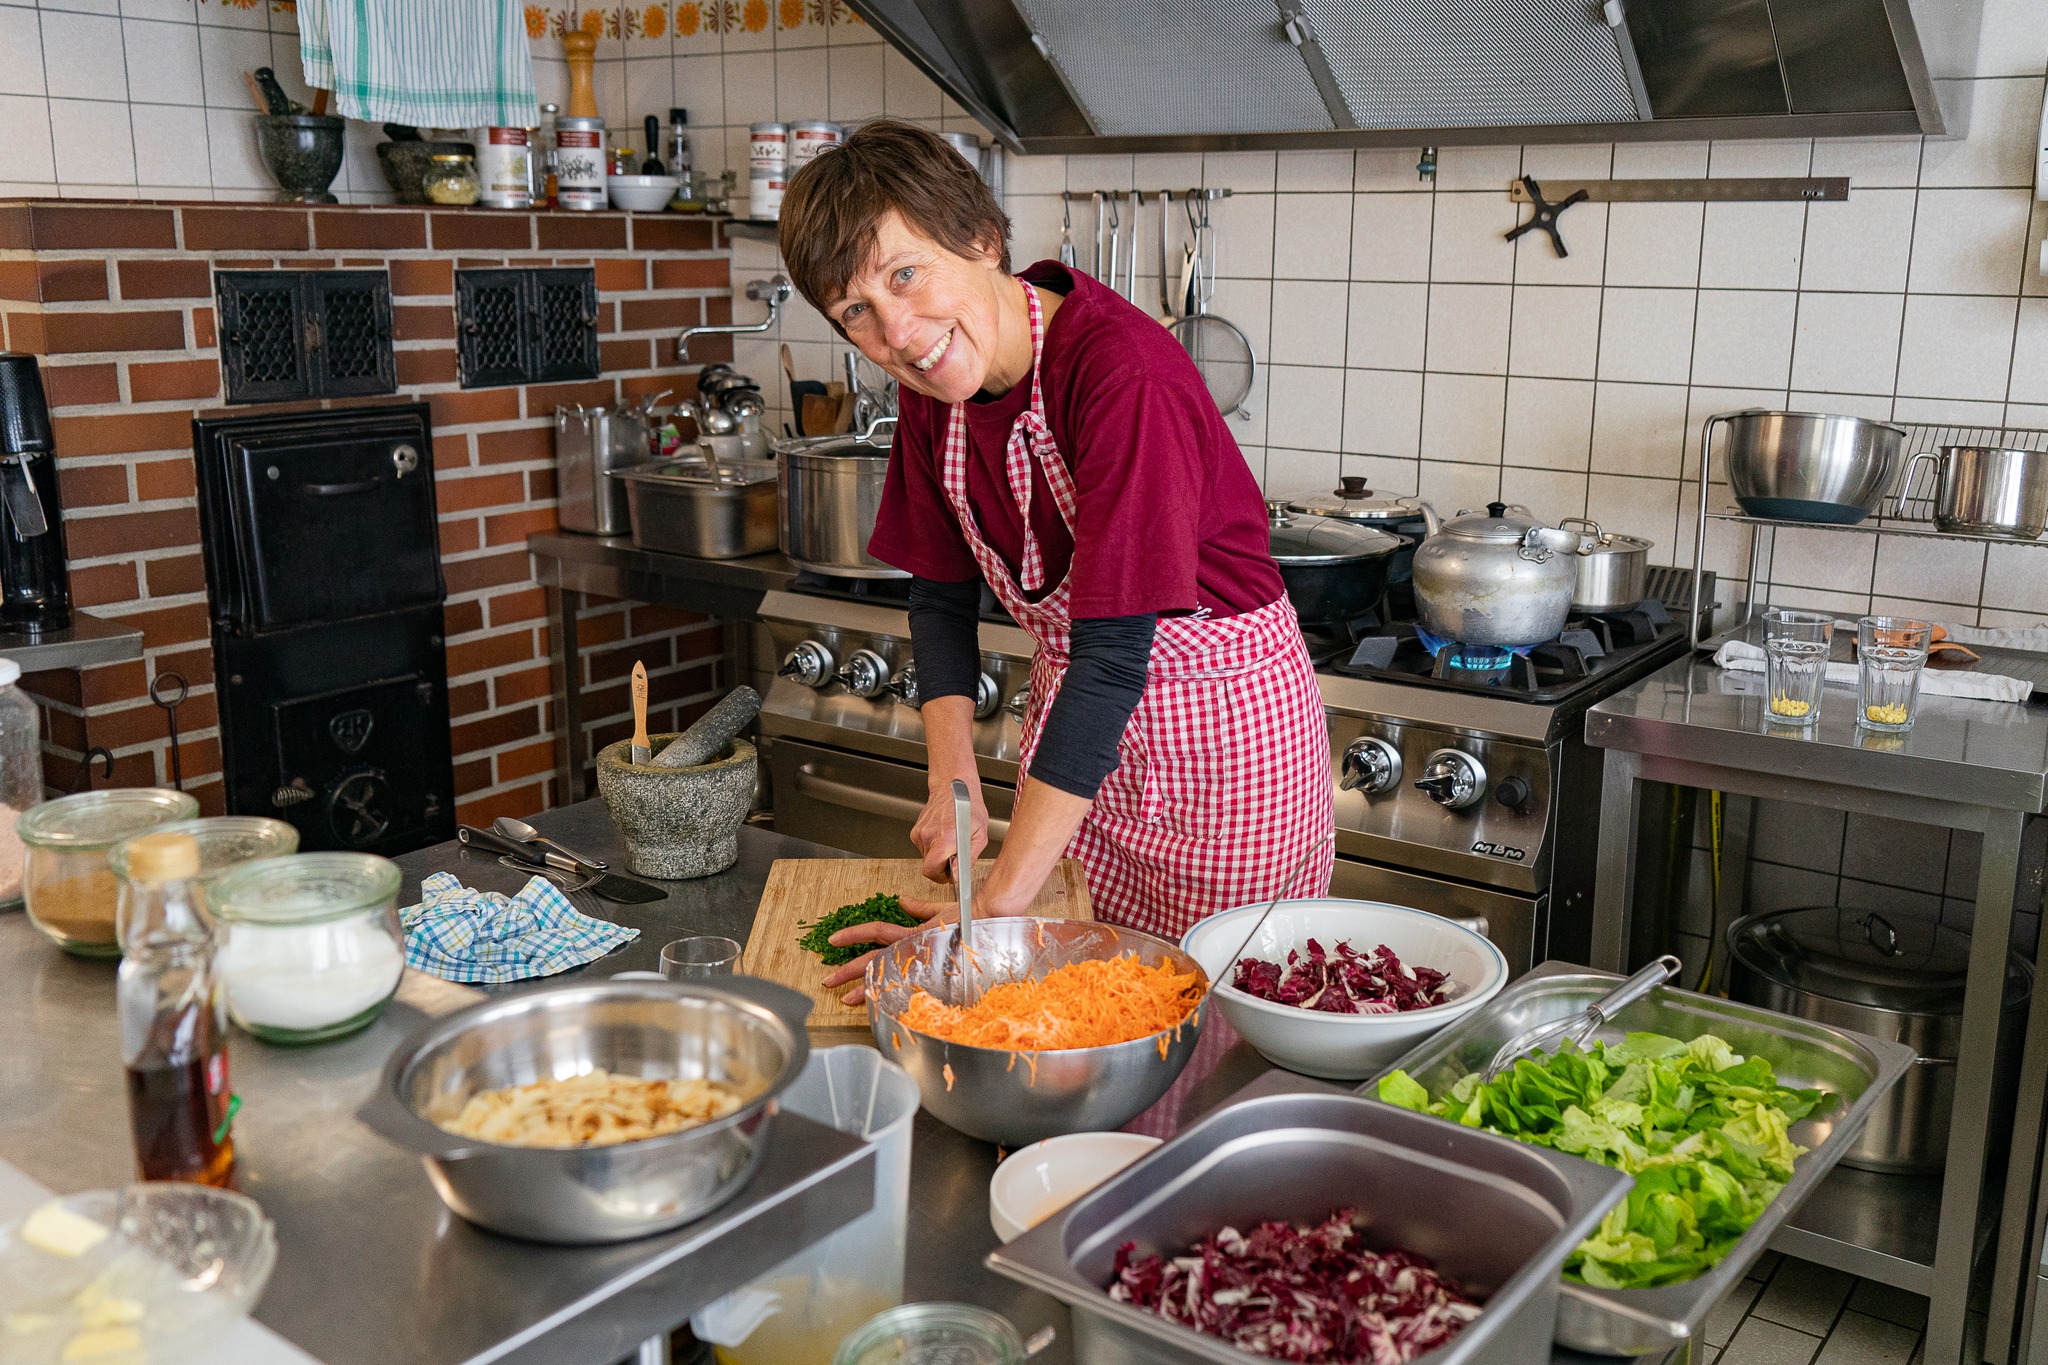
[{"xmin": 456, "ymin": 825, "xmax": 667, "ymax": 904}]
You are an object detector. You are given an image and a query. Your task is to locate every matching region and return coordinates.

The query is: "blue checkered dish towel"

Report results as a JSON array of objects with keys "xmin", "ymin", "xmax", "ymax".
[{"xmin": 402, "ymin": 872, "xmax": 638, "ymax": 984}]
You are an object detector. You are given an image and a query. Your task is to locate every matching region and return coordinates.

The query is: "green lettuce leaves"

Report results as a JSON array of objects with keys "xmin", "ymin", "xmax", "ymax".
[{"xmin": 1378, "ymin": 1031, "xmax": 1832, "ymax": 1289}]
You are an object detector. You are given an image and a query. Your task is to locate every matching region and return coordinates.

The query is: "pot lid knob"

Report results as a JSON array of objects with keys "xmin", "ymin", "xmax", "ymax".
[
  {"xmin": 1337, "ymin": 476, "xmax": 1371, "ymax": 498},
  {"xmin": 1266, "ymin": 498, "xmax": 1294, "ymax": 527},
  {"xmin": 1487, "ymin": 501, "xmax": 1508, "ymax": 517}
]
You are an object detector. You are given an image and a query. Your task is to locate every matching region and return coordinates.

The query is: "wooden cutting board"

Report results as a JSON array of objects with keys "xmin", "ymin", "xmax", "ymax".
[{"xmin": 745, "ymin": 858, "xmax": 1092, "ymax": 1030}]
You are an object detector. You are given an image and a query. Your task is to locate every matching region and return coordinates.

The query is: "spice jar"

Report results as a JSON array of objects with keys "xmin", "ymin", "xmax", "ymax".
[
  {"xmin": 20, "ymin": 788, "xmax": 200, "ymax": 956},
  {"xmin": 0, "ymin": 659, "xmax": 44, "ymax": 906},
  {"xmin": 110, "ymin": 816, "xmax": 299, "ymax": 892},
  {"xmin": 209, "ymin": 853, "xmax": 405, "ymax": 1044},
  {"xmin": 423, "ymin": 152, "xmax": 480, "ymax": 206}
]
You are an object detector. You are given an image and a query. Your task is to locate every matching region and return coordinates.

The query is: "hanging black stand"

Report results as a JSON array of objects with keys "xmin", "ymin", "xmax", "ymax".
[{"xmin": 1505, "ymin": 175, "xmax": 1588, "ymax": 258}]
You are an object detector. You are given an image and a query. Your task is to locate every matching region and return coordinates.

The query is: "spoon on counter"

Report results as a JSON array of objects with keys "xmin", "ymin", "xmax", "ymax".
[{"xmin": 493, "ymin": 815, "xmax": 608, "ymax": 871}]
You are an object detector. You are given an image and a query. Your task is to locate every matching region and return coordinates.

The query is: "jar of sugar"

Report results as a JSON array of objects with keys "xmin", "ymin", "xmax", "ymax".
[{"xmin": 209, "ymin": 853, "xmax": 406, "ymax": 1044}]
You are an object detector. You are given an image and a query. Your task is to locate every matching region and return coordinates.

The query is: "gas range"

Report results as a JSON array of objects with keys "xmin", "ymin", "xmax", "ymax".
[{"xmin": 754, "ymin": 575, "xmax": 1696, "ymax": 975}]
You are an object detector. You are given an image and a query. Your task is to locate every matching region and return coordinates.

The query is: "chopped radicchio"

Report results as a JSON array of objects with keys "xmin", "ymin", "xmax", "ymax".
[
  {"xmin": 1231, "ymin": 939, "xmax": 1456, "ymax": 1014},
  {"xmin": 1108, "ymin": 1209, "xmax": 1481, "ymax": 1364}
]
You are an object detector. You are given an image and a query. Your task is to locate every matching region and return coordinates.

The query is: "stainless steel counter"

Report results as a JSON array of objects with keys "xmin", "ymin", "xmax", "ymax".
[{"xmin": 1586, "ymin": 643, "xmax": 2048, "ymax": 1365}]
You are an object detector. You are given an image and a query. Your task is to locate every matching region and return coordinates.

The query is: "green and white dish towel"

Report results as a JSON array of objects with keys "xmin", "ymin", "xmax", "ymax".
[{"xmin": 298, "ymin": 0, "xmax": 539, "ymax": 129}]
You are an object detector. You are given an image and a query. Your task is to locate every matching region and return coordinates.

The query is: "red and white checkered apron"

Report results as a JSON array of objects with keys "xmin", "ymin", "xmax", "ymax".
[{"xmin": 938, "ymin": 281, "xmax": 1334, "ymax": 944}]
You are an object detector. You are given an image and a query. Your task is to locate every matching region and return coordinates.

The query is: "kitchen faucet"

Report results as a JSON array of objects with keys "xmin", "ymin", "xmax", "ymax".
[{"xmin": 677, "ymin": 275, "xmax": 791, "ymax": 361}]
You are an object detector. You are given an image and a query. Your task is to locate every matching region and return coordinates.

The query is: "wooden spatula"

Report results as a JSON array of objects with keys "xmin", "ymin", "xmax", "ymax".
[{"xmin": 630, "ymin": 661, "xmax": 651, "ymax": 764}]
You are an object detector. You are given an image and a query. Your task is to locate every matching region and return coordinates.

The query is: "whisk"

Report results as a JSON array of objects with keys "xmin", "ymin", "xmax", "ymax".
[{"xmin": 1481, "ymin": 954, "xmax": 1681, "ymax": 1082}]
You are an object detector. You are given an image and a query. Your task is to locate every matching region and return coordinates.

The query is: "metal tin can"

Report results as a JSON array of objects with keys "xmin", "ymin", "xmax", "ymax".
[
  {"xmin": 554, "ymin": 116, "xmax": 607, "ymax": 211},
  {"xmin": 749, "ymin": 167, "xmax": 786, "ymax": 220},
  {"xmin": 788, "ymin": 120, "xmax": 843, "ymax": 172},
  {"xmin": 748, "ymin": 122, "xmax": 789, "ymax": 172},
  {"xmin": 476, "ymin": 126, "xmax": 531, "ymax": 209}
]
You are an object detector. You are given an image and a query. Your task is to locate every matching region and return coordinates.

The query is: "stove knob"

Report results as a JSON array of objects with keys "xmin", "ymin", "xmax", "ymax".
[
  {"xmin": 887, "ymin": 663, "xmax": 920, "ymax": 709},
  {"xmin": 1340, "ymin": 737, "xmax": 1402, "ymax": 794},
  {"xmin": 1495, "ymin": 775, "xmax": 1532, "ymax": 811},
  {"xmin": 778, "ymin": 640, "xmax": 835, "ymax": 689},
  {"xmin": 1007, "ymin": 683, "xmax": 1032, "ymax": 720},
  {"xmin": 973, "ymin": 672, "xmax": 1002, "ymax": 721},
  {"xmin": 1415, "ymin": 748, "xmax": 1486, "ymax": 810},
  {"xmin": 835, "ymin": 648, "xmax": 891, "ymax": 699}
]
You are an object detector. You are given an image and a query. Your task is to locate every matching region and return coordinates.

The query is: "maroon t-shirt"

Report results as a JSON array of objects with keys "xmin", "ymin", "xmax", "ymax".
[{"xmin": 867, "ymin": 262, "xmax": 1283, "ymax": 620}]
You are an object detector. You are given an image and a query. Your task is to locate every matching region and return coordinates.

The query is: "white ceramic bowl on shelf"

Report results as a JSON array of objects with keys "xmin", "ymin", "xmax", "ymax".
[
  {"xmin": 607, "ymin": 174, "xmax": 679, "ymax": 211},
  {"xmin": 1180, "ymin": 898, "xmax": 1509, "ymax": 1081},
  {"xmin": 989, "ymin": 1132, "xmax": 1161, "ymax": 1243}
]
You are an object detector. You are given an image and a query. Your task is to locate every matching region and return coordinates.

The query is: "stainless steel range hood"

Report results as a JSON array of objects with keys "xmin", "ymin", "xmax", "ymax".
[{"xmin": 849, "ymin": 0, "xmax": 1983, "ymax": 154}]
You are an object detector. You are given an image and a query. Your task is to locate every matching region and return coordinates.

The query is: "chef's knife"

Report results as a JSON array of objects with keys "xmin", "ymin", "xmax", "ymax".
[
  {"xmin": 456, "ymin": 825, "xmax": 667, "ymax": 904},
  {"xmin": 630, "ymin": 661, "xmax": 651, "ymax": 765}
]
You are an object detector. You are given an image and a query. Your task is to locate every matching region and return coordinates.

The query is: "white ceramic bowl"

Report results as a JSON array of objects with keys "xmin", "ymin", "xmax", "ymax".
[
  {"xmin": 1180, "ymin": 898, "xmax": 1509, "ymax": 1081},
  {"xmin": 989, "ymin": 1132, "xmax": 1161, "ymax": 1243},
  {"xmin": 607, "ymin": 174, "xmax": 679, "ymax": 211}
]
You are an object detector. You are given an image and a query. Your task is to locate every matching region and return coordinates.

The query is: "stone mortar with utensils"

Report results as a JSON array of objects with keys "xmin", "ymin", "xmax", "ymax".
[{"xmin": 596, "ymin": 733, "xmax": 756, "ymax": 879}]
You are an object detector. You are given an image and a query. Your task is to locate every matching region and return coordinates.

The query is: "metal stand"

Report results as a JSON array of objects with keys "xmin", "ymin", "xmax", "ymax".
[{"xmin": 1589, "ymin": 682, "xmax": 2046, "ymax": 1365}]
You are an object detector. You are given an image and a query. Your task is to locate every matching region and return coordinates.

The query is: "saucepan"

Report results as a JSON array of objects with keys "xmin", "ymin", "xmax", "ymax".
[
  {"xmin": 1264, "ymin": 499, "xmax": 1405, "ymax": 625},
  {"xmin": 1560, "ymin": 517, "xmax": 1654, "ymax": 613},
  {"xmin": 1901, "ymin": 445, "xmax": 2048, "ymax": 540}
]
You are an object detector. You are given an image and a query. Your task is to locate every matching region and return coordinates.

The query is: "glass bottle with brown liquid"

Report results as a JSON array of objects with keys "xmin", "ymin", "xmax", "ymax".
[{"xmin": 117, "ymin": 833, "xmax": 235, "ymax": 1186}]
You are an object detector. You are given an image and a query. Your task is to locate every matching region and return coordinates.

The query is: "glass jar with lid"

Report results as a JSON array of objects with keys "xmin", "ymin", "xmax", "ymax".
[
  {"xmin": 0, "ymin": 658, "xmax": 45, "ymax": 906},
  {"xmin": 19, "ymin": 788, "xmax": 200, "ymax": 956},
  {"xmin": 208, "ymin": 853, "xmax": 405, "ymax": 1044},
  {"xmin": 110, "ymin": 816, "xmax": 299, "ymax": 893},
  {"xmin": 831, "ymin": 1304, "xmax": 1027, "ymax": 1365},
  {"xmin": 423, "ymin": 152, "xmax": 480, "ymax": 206}
]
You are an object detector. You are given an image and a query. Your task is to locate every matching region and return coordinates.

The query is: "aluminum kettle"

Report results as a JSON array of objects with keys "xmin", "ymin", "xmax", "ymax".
[{"xmin": 1411, "ymin": 502, "xmax": 1591, "ymax": 647}]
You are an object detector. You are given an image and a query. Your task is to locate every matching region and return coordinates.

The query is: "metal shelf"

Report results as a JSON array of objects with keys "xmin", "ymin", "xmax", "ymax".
[
  {"xmin": 1706, "ymin": 508, "xmax": 2048, "ymax": 548},
  {"xmin": 0, "ymin": 610, "xmax": 144, "ymax": 673}
]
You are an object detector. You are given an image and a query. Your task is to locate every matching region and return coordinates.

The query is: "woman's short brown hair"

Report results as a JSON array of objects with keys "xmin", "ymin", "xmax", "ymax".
[{"xmin": 778, "ymin": 120, "xmax": 1010, "ymax": 319}]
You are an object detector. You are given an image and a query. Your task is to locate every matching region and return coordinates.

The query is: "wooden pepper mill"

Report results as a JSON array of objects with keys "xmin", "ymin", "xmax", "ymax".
[{"xmin": 562, "ymin": 29, "xmax": 599, "ymax": 118}]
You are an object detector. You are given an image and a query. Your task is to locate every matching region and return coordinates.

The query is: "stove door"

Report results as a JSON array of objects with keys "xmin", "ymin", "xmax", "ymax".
[
  {"xmin": 1329, "ymin": 856, "xmax": 1541, "ymax": 978},
  {"xmin": 766, "ymin": 739, "xmax": 1017, "ymax": 858},
  {"xmin": 269, "ymin": 674, "xmax": 450, "ymax": 853}
]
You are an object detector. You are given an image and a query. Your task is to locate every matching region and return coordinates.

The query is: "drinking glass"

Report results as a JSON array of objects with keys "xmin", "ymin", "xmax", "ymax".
[
  {"xmin": 1762, "ymin": 609, "xmax": 1833, "ymax": 726},
  {"xmin": 1857, "ymin": 617, "xmax": 1931, "ymax": 732},
  {"xmin": 661, "ymin": 935, "xmax": 743, "ymax": 979}
]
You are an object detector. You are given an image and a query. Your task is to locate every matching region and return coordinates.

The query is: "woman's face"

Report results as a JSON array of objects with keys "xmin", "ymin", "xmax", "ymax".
[{"xmin": 825, "ymin": 210, "xmax": 1011, "ymax": 404}]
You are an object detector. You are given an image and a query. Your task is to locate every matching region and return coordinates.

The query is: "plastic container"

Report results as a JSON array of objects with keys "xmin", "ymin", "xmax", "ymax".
[
  {"xmin": 109, "ymin": 816, "xmax": 298, "ymax": 891},
  {"xmin": 696, "ymin": 1047, "xmax": 918, "ymax": 1365},
  {"xmin": 0, "ymin": 658, "xmax": 44, "ymax": 906},
  {"xmin": 207, "ymin": 853, "xmax": 406, "ymax": 1044},
  {"xmin": 19, "ymin": 788, "xmax": 199, "ymax": 956},
  {"xmin": 831, "ymin": 1303, "xmax": 1027, "ymax": 1365}
]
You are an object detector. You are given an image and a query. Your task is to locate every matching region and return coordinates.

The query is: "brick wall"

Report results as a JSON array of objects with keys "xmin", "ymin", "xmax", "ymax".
[{"xmin": 0, "ymin": 199, "xmax": 738, "ymax": 827}]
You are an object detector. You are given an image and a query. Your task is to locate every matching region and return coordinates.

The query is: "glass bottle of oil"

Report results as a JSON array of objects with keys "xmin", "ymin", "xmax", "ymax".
[{"xmin": 116, "ymin": 832, "xmax": 236, "ymax": 1186}]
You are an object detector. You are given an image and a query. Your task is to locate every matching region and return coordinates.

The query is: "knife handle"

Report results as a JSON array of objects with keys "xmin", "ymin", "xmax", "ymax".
[{"xmin": 459, "ymin": 824, "xmax": 578, "ymax": 872}]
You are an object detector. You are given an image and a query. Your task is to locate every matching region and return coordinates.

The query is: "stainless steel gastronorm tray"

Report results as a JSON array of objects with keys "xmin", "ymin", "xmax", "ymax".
[
  {"xmin": 1366, "ymin": 961, "xmax": 1917, "ymax": 1356},
  {"xmin": 987, "ymin": 1074, "xmax": 1631, "ymax": 1365}
]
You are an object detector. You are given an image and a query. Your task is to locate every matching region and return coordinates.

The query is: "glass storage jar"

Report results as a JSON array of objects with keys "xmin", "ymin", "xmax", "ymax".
[
  {"xmin": 208, "ymin": 853, "xmax": 405, "ymax": 1044},
  {"xmin": 0, "ymin": 658, "xmax": 45, "ymax": 906},
  {"xmin": 19, "ymin": 788, "xmax": 199, "ymax": 956},
  {"xmin": 423, "ymin": 152, "xmax": 480, "ymax": 205},
  {"xmin": 110, "ymin": 816, "xmax": 299, "ymax": 893}
]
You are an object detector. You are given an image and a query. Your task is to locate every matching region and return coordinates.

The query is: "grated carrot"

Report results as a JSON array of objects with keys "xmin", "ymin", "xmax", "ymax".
[{"xmin": 899, "ymin": 953, "xmax": 1203, "ymax": 1052}]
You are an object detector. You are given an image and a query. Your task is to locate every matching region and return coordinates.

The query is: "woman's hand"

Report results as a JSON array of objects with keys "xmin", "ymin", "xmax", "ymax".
[
  {"xmin": 909, "ymin": 779, "xmax": 988, "ymax": 882},
  {"xmin": 818, "ymin": 864, "xmax": 1035, "ymax": 1006}
]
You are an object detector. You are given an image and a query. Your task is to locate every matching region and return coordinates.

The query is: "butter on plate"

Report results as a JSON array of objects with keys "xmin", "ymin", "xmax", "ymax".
[{"xmin": 19, "ymin": 1202, "xmax": 108, "ymax": 1259}]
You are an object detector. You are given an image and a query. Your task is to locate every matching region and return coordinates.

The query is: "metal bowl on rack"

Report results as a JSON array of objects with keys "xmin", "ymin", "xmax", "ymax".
[{"xmin": 1706, "ymin": 410, "xmax": 1907, "ymax": 525}]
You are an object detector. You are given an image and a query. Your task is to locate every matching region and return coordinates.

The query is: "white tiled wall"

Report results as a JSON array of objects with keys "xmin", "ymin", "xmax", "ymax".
[{"xmin": 0, "ymin": 0, "xmax": 398, "ymax": 203}]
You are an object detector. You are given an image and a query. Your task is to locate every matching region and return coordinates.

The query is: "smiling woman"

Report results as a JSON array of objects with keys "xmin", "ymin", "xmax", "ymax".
[{"xmin": 776, "ymin": 122, "xmax": 1333, "ymax": 1024}]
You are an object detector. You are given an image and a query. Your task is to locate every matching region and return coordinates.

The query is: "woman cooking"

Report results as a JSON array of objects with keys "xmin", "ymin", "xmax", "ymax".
[{"xmin": 777, "ymin": 121, "xmax": 1334, "ymax": 1002}]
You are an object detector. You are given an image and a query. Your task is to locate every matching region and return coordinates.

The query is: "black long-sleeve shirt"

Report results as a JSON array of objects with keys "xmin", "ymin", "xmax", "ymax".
[{"xmin": 908, "ymin": 575, "xmax": 1156, "ymax": 800}]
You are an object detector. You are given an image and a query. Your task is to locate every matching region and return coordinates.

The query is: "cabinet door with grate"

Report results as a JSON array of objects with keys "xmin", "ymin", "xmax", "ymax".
[
  {"xmin": 455, "ymin": 269, "xmax": 530, "ymax": 388},
  {"xmin": 531, "ymin": 268, "xmax": 601, "ymax": 383},
  {"xmin": 310, "ymin": 271, "xmax": 397, "ymax": 398},
  {"xmin": 217, "ymin": 272, "xmax": 313, "ymax": 405}
]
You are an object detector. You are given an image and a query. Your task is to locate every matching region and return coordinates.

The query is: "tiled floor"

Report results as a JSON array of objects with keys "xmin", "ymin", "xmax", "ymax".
[{"xmin": 1710, "ymin": 1254, "xmax": 1931, "ymax": 1365}]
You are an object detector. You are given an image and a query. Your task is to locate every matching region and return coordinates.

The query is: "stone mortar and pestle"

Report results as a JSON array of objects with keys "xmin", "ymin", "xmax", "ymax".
[
  {"xmin": 595, "ymin": 687, "xmax": 762, "ymax": 880},
  {"xmin": 257, "ymin": 114, "xmax": 347, "ymax": 204}
]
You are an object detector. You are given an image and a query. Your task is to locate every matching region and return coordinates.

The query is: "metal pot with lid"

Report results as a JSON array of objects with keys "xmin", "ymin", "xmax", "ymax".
[
  {"xmin": 1264, "ymin": 500, "xmax": 1404, "ymax": 626},
  {"xmin": 1289, "ymin": 478, "xmax": 1439, "ymax": 608},
  {"xmin": 1410, "ymin": 503, "xmax": 1592, "ymax": 647},
  {"xmin": 1728, "ymin": 906, "xmax": 2031, "ymax": 1173},
  {"xmin": 775, "ymin": 415, "xmax": 904, "ymax": 579}
]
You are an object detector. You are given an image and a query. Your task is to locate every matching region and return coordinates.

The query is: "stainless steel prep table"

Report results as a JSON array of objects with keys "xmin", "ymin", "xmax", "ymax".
[{"xmin": 1587, "ymin": 641, "xmax": 2048, "ymax": 1365}]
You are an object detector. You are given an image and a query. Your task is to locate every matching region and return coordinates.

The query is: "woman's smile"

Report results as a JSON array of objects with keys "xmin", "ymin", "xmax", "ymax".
[{"xmin": 911, "ymin": 327, "xmax": 954, "ymax": 373}]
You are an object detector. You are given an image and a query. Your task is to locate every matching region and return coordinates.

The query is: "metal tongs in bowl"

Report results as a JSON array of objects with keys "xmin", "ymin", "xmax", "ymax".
[
  {"xmin": 1481, "ymin": 954, "xmax": 1682, "ymax": 1082},
  {"xmin": 948, "ymin": 778, "xmax": 979, "ymax": 1006}
]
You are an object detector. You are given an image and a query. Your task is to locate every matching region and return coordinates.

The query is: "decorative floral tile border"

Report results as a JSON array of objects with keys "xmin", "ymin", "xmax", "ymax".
[{"xmin": 522, "ymin": 1, "xmax": 862, "ymax": 38}]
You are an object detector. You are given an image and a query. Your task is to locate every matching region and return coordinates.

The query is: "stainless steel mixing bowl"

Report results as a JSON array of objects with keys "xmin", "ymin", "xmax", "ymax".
[
  {"xmin": 358, "ymin": 976, "xmax": 810, "ymax": 1244},
  {"xmin": 1707, "ymin": 409, "xmax": 1907, "ymax": 525},
  {"xmin": 867, "ymin": 918, "xmax": 1208, "ymax": 1146}
]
